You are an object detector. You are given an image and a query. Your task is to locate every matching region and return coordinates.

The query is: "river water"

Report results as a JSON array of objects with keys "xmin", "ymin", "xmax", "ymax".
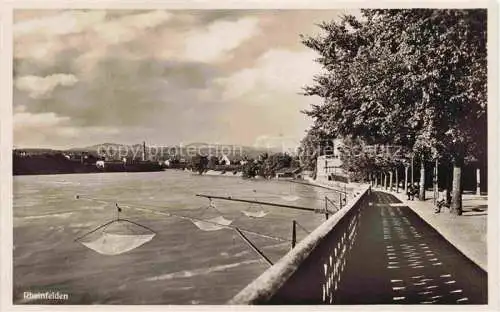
[{"xmin": 13, "ymin": 170, "xmax": 344, "ymax": 304}]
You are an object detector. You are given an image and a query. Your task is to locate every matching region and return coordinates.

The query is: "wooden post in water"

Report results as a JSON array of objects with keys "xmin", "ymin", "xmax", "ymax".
[
  {"xmin": 234, "ymin": 228, "xmax": 273, "ymax": 266},
  {"xmin": 196, "ymin": 194, "xmax": 316, "ymax": 212},
  {"xmin": 291, "ymin": 220, "xmax": 297, "ymax": 250}
]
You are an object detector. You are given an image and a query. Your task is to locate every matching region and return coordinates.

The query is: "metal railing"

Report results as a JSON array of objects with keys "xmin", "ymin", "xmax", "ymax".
[{"xmin": 228, "ymin": 185, "xmax": 371, "ymax": 304}]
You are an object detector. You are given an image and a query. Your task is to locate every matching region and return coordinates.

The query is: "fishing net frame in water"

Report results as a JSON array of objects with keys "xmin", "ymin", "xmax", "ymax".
[
  {"xmin": 241, "ymin": 190, "xmax": 269, "ymax": 219},
  {"xmin": 74, "ymin": 195, "xmax": 296, "ymax": 264},
  {"xmin": 74, "ymin": 202, "xmax": 157, "ymax": 256},
  {"xmin": 189, "ymin": 198, "xmax": 234, "ymax": 231}
]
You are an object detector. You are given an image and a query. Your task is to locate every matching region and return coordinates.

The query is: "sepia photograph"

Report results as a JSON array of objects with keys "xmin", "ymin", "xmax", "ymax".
[{"xmin": 2, "ymin": 2, "xmax": 494, "ymax": 307}]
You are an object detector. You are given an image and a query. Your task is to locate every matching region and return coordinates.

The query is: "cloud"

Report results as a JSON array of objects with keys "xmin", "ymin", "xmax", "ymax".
[
  {"xmin": 12, "ymin": 10, "xmax": 341, "ymax": 148},
  {"xmin": 14, "ymin": 10, "xmax": 172, "ymax": 63},
  {"xmin": 15, "ymin": 74, "xmax": 78, "ymax": 98},
  {"xmin": 14, "ymin": 10, "xmax": 107, "ymax": 37},
  {"xmin": 183, "ymin": 17, "xmax": 261, "ymax": 63},
  {"xmin": 208, "ymin": 48, "xmax": 322, "ymax": 146},
  {"xmin": 217, "ymin": 49, "xmax": 321, "ymax": 101},
  {"xmin": 93, "ymin": 10, "xmax": 172, "ymax": 44},
  {"xmin": 13, "ymin": 56, "xmax": 227, "ymax": 148},
  {"xmin": 14, "ymin": 11, "xmax": 106, "ymax": 61},
  {"xmin": 14, "ymin": 111, "xmax": 70, "ymax": 128},
  {"xmin": 253, "ymin": 134, "xmax": 301, "ymax": 150},
  {"xmin": 13, "ymin": 110, "xmax": 123, "ymax": 149}
]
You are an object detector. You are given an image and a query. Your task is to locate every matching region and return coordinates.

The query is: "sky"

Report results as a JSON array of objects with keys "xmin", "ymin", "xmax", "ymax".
[{"xmin": 13, "ymin": 9, "xmax": 348, "ymax": 149}]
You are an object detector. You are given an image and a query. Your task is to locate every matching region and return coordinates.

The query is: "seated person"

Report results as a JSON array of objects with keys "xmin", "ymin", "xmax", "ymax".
[
  {"xmin": 435, "ymin": 188, "xmax": 448, "ymax": 213},
  {"xmin": 407, "ymin": 184, "xmax": 415, "ymax": 200}
]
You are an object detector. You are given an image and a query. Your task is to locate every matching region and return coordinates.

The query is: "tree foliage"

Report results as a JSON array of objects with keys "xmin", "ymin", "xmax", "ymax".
[
  {"xmin": 241, "ymin": 152, "xmax": 295, "ymax": 179},
  {"xmin": 338, "ymin": 136, "xmax": 410, "ymax": 182},
  {"xmin": 302, "ymin": 9, "xmax": 486, "ymax": 161}
]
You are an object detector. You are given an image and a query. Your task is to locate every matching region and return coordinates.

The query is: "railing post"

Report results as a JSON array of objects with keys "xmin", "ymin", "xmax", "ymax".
[{"xmin": 291, "ymin": 220, "xmax": 297, "ymax": 250}]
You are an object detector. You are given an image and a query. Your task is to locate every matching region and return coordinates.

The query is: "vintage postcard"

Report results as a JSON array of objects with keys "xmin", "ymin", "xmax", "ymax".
[{"xmin": 1, "ymin": 0, "xmax": 496, "ymax": 309}]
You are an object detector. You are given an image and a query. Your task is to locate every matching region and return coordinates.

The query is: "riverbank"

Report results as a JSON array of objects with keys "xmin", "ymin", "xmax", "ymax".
[
  {"xmin": 198, "ymin": 169, "xmax": 243, "ymax": 178},
  {"xmin": 14, "ymin": 155, "xmax": 164, "ymax": 175},
  {"xmin": 186, "ymin": 169, "xmax": 301, "ymax": 180},
  {"xmin": 303, "ymin": 176, "xmax": 367, "ymax": 202}
]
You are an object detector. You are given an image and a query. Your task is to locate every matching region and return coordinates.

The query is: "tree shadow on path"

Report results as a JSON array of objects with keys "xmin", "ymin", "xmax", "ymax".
[{"xmin": 334, "ymin": 191, "xmax": 487, "ymax": 304}]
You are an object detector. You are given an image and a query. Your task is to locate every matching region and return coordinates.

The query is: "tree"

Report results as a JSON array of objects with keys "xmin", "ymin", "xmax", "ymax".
[
  {"xmin": 191, "ymin": 154, "xmax": 209, "ymax": 174},
  {"xmin": 242, "ymin": 160, "xmax": 259, "ymax": 178},
  {"xmin": 301, "ymin": 9, "xmax": 486, "ymax": 214}
]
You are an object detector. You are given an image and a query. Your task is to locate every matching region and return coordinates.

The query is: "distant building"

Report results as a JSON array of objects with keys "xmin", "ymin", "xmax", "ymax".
[
  {"xmin": 220, "ymin": 155, "xmax": 231, "ymax": 165},
  {"xmin": 315, "ymin": 139, "xmax": 348, "ymax": 183}
]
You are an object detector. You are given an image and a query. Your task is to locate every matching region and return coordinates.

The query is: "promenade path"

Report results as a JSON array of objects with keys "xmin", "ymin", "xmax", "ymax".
[
  {"xmin": 380, "ymin": 187, "xmax": 488, "ymax": 272},
  {"xmin": 333, "ymin": 191, "xmax": 487, "ymax": 304}
]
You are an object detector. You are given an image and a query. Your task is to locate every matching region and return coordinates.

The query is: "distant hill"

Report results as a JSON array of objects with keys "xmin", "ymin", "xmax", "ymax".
[
  {"xmin": 13, "ymin": 148, "xmax": 57, "ymax": 155},
  {"xmin": 16, "ymin": 142, "xmax": 294, "ymax": 159},
  {"xmin": 68, "ymin": 143, "xmax": 141, "ymax": 152}
]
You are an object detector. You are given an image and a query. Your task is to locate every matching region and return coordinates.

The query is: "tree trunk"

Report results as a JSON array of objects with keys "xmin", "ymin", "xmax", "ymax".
[
  {"xmin": 476, "ymin": 168, "xmax": 481, "ymax": 195},
  {"xmin": 404, "ymin": 166, "xmax": 408, "ymax": 194},
  {"xmin": 385, "ymin": 173, "xmax": 389, "ymax": 190},
  {"xmin": 375, "ymin": 175, "xmax": 378, "ymax": 188},
  {"xmin": 433, "ymin": 159, "xmax": 438, "ymax": 205},
  {"xmin": 445, "ymin": 163, "xmax": 452, "ymax": 205},
  {"xmin": 389, "ymin": 170, "xmax": 393, "ymax": 192},
  {"xmin": 419, "ymin": 158, "xmax": 425, "ymax": 201},
  {"xmin": 451, "ymin": 159, "xmax": 463, "ymax": 215},
  {"xmin": 396, "ymin": 168, "xmax": 399, "ymax": 193},
  {"xmin": 411, "ymin": 155, "xmax": 414, "ymax": 186}
]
